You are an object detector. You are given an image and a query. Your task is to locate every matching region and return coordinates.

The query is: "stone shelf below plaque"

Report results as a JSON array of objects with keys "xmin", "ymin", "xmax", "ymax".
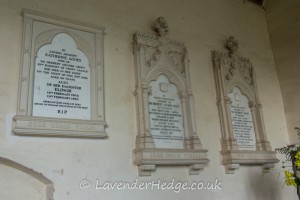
[
  {"xmin": 133, "ymin": 148, "xmax": 209, "ymax": 176},
  {"xmin": 221, "ymin": 150, "xmax": 279, "ymax": 174}
]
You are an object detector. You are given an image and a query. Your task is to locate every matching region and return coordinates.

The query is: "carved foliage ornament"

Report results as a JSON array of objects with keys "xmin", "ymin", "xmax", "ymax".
[
  {"xmin": 239, "ymin": 58, "xmax": 254, "ymax": 86},
  {"xmin": 168, "ymin": 50, "xmax": 185, "ymax": 74},
  {"xmin": 144, "ymin": 45, "xmax": 161, "ymax": 67}
]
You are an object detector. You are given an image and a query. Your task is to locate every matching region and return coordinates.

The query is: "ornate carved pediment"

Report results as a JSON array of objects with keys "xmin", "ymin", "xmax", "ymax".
[
  {"xmin": 133, "ymin": 18, "xmax": 187, "ymax": 78},
  {"xmin": 213, "ymin": 36, "xmax": 254, "ymax": 89}
]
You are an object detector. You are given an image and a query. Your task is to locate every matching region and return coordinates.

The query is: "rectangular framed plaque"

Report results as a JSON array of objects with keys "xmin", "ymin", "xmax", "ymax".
[{"xmin": 13, "ymin": 10, "xmax": 107, "ymax": 138}]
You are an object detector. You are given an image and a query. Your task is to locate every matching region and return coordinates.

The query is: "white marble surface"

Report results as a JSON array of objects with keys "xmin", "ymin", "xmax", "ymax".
[
  {"xmin": 229, "ymin": 87, "xmax": 256, "ymax": 150},
  {"xmin": 148, "ymin": 75, "xmax": 184, "ymax": 149},
  {"xmin": 33, "ymin": 33, "xmax": 91, "ymax": 120}
]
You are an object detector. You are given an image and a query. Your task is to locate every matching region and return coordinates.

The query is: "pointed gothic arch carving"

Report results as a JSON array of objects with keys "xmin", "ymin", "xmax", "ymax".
[
  {"xmin": 133, "ymin": 17, "xmax": 209, "ymax": 176},
  {"xmin": 212, "ymin": 36, "xmax": 278, "ymax": 174}
]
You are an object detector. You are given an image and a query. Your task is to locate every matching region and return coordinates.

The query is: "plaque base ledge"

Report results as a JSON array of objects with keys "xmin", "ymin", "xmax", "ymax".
[
  {"xmin": 13, "ymin": 128, "xmax": 107, "ymax": 139},
  {"xmin": 13, "ymin": 115, "xmax": 107, "ymax": 139},
  {"xmin": 133, "ymin": 148, "xmax": 209, "ymax": 176},
  {"xmin": 220, "ymin": 150, "xmax": 279, "ymax": 174}
]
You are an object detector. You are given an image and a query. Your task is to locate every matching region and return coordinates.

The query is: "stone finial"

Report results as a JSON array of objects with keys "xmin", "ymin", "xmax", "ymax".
[
  {"xmin": 226, "ymin": 36, "xmax": 238, "ymax": 55},
  {"xmin": 153, "ymin": 16, "xmax": 169, "ymax": 37}
]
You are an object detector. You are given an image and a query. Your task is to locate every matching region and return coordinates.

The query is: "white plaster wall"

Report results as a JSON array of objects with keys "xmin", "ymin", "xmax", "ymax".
[
  {"xmin": 265, "ymin": 0, "xmax": 300, "ymax": 144},
  {"xmin": 0, "ymin": 0, "xmax": 294, "ymax": 199}
]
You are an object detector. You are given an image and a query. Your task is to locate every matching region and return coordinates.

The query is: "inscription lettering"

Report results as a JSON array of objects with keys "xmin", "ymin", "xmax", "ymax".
[
  {"xmin": 51, "ymin": 122, "xmax": 70, "ymax": 129},
  {"xmin": 149, "ymin": 152, "xmax": 202, "ymax": 159},
  {"xmin": 28, "ymin": 121, "xmax": 46, "ymax": 128},
  {"xmin": 32, "ymin": 33, "xmax": 91, "ymax": 120},
  {"xmin": 229, "ymin": 87, "xmax": 256, "ymax": 150},
  {"xmin": 75, "ymin": 124, "xmax": 96, "ymax": 131},
  {"xmin": 148, "ymin": 75, "xmax": 184, "ymax": 149}
]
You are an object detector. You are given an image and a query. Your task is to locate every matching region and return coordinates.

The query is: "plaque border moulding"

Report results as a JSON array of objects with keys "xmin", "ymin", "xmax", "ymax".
[
  {"xmin": 212, "ymin": 36, "xmax": 279, "ymax": 174},
  {"xmin": 132, "ymin": 17, "xmax": 209, "ymax": 176},
  {"xmin": 13, "ymin": 9, "xmax": 107, "ymax": 138}
]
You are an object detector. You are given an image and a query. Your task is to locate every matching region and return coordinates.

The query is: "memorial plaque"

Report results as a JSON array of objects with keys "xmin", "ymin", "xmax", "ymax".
[
  {"xmin": 212, "ymin": 36, "xmax": 278, "ymax": 173},
  {"xmin": 228, "ymin": 87, "xmax": 256, "ymax": 150},
  {"xmin": 133, "ymin": 17, "xmax": 209, "ymax": 176},
  {"xmin": 33, "ymin": 33, "xmax": 91, "ymax": 120},
  {"xmin": 13, "ymin": 10, "xmax": 107, "ymax": 138},
  {"xmin": 148, "ymin": 75, "xmax": 184, "ymax": 149}
]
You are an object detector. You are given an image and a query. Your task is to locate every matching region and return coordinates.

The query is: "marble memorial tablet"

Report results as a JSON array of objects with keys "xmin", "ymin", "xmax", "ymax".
[
  {"xmin": 228, "ymin": 87, "xmax": 256, "ymax": 150},
  {"xmin": 33, "ymin": 33, "xmax": 91, "ymax": 120},
  {"xmin": 13, "ymin": 10, "xmax": 106, "ymax": 138},
  {"xmin": 148, "ymin": 75, "xmax": 184, "ymax": 149}
]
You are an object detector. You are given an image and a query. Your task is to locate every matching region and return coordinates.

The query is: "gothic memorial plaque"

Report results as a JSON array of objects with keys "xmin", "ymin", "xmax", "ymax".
[
  {"xmin": 133, "ymin": 17, "xmax": 209, "ymax": 176},
  {"xmin": 228, "ymin": 87, "xmax": 256, "ymax": 150},
  {"xmin": 212, "ymin": 36, "xmax": 278, "ymax": 174},
  {"xmin": 33, "ymin": 33, "xmax": 90, "ymax": 120},
  {"xmin": 148, "ymin": 75, "xmax": 184, "ymax": 149}
]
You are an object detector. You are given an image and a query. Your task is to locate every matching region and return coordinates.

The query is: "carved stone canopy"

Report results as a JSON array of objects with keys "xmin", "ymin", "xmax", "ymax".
[{"xmin": 153, "ymin": 16, "xmax": 169, "ymax": 37}]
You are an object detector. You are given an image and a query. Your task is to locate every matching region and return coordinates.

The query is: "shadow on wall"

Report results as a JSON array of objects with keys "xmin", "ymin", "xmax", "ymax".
[
  {"xmin": 0, "ymin": 157, "xmax": 54, "ymax": 200},
  {"xmin": 245, "ymin": 166, "xmax": 282, "ymax": 200}
]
